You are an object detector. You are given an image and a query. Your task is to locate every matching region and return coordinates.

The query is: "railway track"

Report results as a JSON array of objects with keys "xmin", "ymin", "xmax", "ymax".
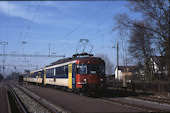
[
  {"xmin": 99, "ymin": 96, "xmax": 170, "ymax": 112},
  {"xmin": 8, "ymin": 82, "xmax": 60, "ymax": 113},
  {"xmin": 13, "ymin": 82, "xmax": 170, "ymax": 113},
  {"xmin": 130, "ymin": 95, "xmax": 170, "ymax": 105},
  {"xmin": 8, "ymin": 83, "xmax": 27, "ymax": 113},
  {"xmin": 26, "ymin": 84, "xmax": 169, "ymax": 112}
]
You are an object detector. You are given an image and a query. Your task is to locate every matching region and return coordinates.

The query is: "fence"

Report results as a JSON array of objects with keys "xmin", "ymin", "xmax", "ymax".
[{"xmin": 106, "ymin": 79, "xmax": 170, "ymax": 93}]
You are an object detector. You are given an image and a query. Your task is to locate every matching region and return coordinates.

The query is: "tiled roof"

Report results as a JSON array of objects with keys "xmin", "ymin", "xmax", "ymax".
[{"xmin": 117, "ymin": 66, "xmax": 139, "ymax": 72}]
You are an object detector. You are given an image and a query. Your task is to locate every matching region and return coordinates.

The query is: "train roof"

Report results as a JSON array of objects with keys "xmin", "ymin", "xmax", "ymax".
[
  {"xmin": 30, "ymin": 68, "xmax": 43, "ymax": 73},
  {"xmin": 23, "ymin": 53, "xmax": 104, "ymax": 73},
  {"xmin": 45, "ymin": 53, "xmax": 104, "ymax": 67}
]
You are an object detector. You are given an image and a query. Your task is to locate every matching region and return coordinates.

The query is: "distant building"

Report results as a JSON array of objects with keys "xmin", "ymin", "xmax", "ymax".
[
  {"xmin": 150, "ymin": 56, "xmax": 168, "ymax": 77},
  {"xmin": 115, "ymin": 66, "xmax": 140, "ymax": 81}
]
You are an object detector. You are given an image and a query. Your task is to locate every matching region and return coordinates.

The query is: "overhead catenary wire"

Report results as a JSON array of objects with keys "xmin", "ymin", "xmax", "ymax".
[
  {"xmin": 22, "ymin": 1, "xmax": 42, "ymax": 42},
  {"xmin": 56, "ymin": 2, "xmax": 112, "ymax": 49},
  {"xmin": 14, "ymin": 1, "xmax": 32, "ymax": 54},
  {"xmin": 6, "ymin": 0, "xmax": 9, "ymax": 43},
  {"xmin": 56, "ymin": 23, "xmax": 113, "ymax": 57},
  {"xmin": 5, "ymin": 1, "xmax": 122, "ymax": 74},
  {"xmin": 58, "ymin": 3, "xmax": 115, "ymax": 56},
  {"xmin": 11, "ymin": 1, "xmax": 42, "ymax": 73},
  {"xmin": 17, "ymin": 1, "xmax": 112, "ymax": 59}
]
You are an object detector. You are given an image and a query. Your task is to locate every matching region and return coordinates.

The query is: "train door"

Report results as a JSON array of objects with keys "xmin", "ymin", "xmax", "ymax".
[
  {"xmin": 54, "ymin": 68, "xmax": 56, "ymax": 82},
  {"xmin": 41, "ymin": 71, "xmax": 44, "ymax": 85},
  {"xmin": 43, "ymin": 69, "xmax": 46, "ymax": 85},
  {"xmin": 39, "ymin": 72, "xmax": 41, "ymax": 84},
  {"xmin": 68, "ymin": 64, "xmax": 72, "ymax": 89},
  {"xmin": 72, "ymin": 63, "xmax": 76, "ymax": 88}
]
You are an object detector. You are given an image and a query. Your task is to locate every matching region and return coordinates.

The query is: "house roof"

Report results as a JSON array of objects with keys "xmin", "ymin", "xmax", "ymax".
[
  {"xmin": 117, "ymin": 66, "xmax": 139, "ymax": 72},
  {"xmin": 151, "ymin": 56, "xmax": 165, "ymax": 67}
]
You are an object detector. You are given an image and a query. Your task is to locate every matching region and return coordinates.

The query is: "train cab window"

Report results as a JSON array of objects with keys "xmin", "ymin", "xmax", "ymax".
[
  {"xmin": 87, "ymin": 64, "xmax": 105, "ymax": 74},
  {"xmin": 88, "ymin": 65, "xmax": 99, "ymax": 74},
  {"xmin": 76, "ymin": 64, "xmax": 87, "ymax": 74},
  {"xmin": 99, "ymin": 64, "xmax": 105, "ymax": 74}
]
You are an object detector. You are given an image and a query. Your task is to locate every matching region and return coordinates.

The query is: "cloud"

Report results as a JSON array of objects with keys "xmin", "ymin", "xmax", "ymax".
[
  {"xmin": 0, "ymin": 1, "xmax": 81, "ymax": 27},
  {"xmin": 0, "ymin": 2, "xmax": 27, "ymax": 19},
  {"xmin": 0, "ymin": 1, "xmax": 127, "ymax": 33}
]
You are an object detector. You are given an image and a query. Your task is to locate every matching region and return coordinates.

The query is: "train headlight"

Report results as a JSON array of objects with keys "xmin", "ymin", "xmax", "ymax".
[
  {"xmin": 77, "ymin": 79, "xmax": 87, "ymax": 85},
  {"xmin": 100, "ymin": 79, "xmax": 103, "ymax": 81}
]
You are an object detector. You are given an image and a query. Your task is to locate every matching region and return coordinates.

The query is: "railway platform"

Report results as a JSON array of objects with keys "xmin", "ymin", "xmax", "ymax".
[
  {"xmin": 25, "ymin": 84, "xmax": 143, "ymax": 113},
  {"xmin": 0, "ymin": 81, "xmax": 10, "ymax": 113}
]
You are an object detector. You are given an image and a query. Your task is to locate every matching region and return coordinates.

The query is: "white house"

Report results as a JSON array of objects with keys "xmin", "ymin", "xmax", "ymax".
[
  {"xmin": 115, "ymin": 66, "xmax": 140, "ymax": 80},
  {"xmin": 150, "ymin": 56, "xmax": 168, "ymax": 76}
]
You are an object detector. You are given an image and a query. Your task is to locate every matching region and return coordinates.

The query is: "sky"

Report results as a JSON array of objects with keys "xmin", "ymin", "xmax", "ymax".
[{"xmin": 0, "ymin": 1, "xmax": 139, "ymax": 77}]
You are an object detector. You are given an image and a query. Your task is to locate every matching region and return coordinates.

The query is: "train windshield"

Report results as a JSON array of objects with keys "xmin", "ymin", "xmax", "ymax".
[
  {"xmin": 76, "ymin": 64, "xmax": 105, "ymax": 74},
  {"xmin": 76, "ymin": 64, "xmax": 87, "ymax": 74},
  {"xmin": 88, "ymin": 64, "xmax": 105, "ymax": 74}
]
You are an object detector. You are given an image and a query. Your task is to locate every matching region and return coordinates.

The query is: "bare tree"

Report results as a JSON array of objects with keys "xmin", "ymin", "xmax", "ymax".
[
  {"xmin": 129, "ymin": 21, "xmax": 155, "ymax": 79},
  {"xmin": 95, "ymin": 53, "xmax": 114, "ymax": 75},
  {"xmin": 114, "ymin": 0, "xmax": 170, "ymax": 79},
  {"xmin": 0, "ymin": 73, "xmax": 3, "ymax": 82}
]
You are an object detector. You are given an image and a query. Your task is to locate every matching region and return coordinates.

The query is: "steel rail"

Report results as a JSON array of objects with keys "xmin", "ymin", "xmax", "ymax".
[
  {"xmin": 129, "ymin": 95, "xmax": 170, "ymax": 105},
  {"xmin": 8, "ymin": 84, "xmax": 27, "ymax": 113},
  {"xmin": 101, "ymin": 97, "xmax": 168, "ymax": 112},
  {"xmin": 13, "ymin": 84, "xmax": 58, "ymax": 113}
]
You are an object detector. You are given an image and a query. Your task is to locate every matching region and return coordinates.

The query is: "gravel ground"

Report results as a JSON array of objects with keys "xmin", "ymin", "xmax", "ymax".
[
  {"xmin": 12, "ymin": 85, "xmax": 50, "ymax": 113},
  {"xmin": 18, "ymin": 84, "xmax": 70, "ymax": 113}
]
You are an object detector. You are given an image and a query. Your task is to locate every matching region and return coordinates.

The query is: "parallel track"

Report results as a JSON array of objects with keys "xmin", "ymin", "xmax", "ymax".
[
  {"xmin": 100, "ymin": 97, "xmax": 169, "ymax": 112},
  {"xmin": 13, "ymin": 82, "xmax": 170, "ymax": 113},
  {"xmin": 130, "ymin": 95, "xmax": 170, "ymax": 105},
  {"xmin": 8, "ymin": 84, "xmax": 27, "ymax": 113},
  {"xmin": 9, "ymin": 83, "xmax": 58, "ymax": 113}
]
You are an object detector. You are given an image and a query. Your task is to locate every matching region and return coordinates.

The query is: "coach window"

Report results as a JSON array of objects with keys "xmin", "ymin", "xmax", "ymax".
[
  {"xmin": 55, "ymin": 67, "xmax": 58, "ymax": 77},
  {"xmin": 48, "ymin": 69, "xmax": 51, "ymax": 76},
  {"xmin": 58, "ymin": 67, "xmax": 61, "ymax": 77},
  {"xmin": 36, "ymin": 72, "xmax": 38, "ymax": 77},
  {"xmin": 48, "ymin": 69, "xmax": 51, "ymax": 77},
  {"xmin": 64, "ymin": 66, "xmax": 68, "ymax": 77},
  {"xmin": 51, "ymin": 68, "xmax": 54, "ymax": 76},
  {"xmin": 46, "ymin": 69, "xmax": 49, "ymax": 76},
  {"xmin": 31, "ymin": 73, "xmax": 33, "ymax": 78},
  {"xmin": 48, "ymin": 69, "xmax": 50, "ymax": 75},
  {"xmin": 61, "ymin": 66, "xmax": 64, "ymax": 77}
]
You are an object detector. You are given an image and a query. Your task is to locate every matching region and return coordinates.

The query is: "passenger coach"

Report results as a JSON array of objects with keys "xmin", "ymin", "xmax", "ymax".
[{"xmin": 23, "ymin": 53, "xmax": 106, "ymax": 94}]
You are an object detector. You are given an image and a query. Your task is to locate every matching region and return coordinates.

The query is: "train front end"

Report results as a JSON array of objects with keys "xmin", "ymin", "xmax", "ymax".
[{"xmin": 75, "ymin": 57, "xmax": 106, "ymax": 94}]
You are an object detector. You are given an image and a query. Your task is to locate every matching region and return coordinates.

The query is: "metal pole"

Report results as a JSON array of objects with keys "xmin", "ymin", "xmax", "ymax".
[
  {"xmin": 116, "ymin": 41, "xmax": 119, "ymax": 89},
  {"xmin": 2, "ymin": 44, "xmax": 5, "ymax": 77},
  {"xmin": 26, "ymin": 73, "xmax": 27, "ymax": 85},
  {"xmin": 48, "ymin": 43, "xmax": 50, "ymax": 55},
  {"xmin": 1, "ymin": 42, "xmax": 8, "ymax": 77},
  {"xmin": 117, "ymin": 41, "xmax": 119, "ymax": 67},
  {"xmin": 22, "ymin": 42, "xmax": 26, "ymax": 62},
  {"xmin": 116, "ymin": 41, "xmax": 119, "ymax": 79}
]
